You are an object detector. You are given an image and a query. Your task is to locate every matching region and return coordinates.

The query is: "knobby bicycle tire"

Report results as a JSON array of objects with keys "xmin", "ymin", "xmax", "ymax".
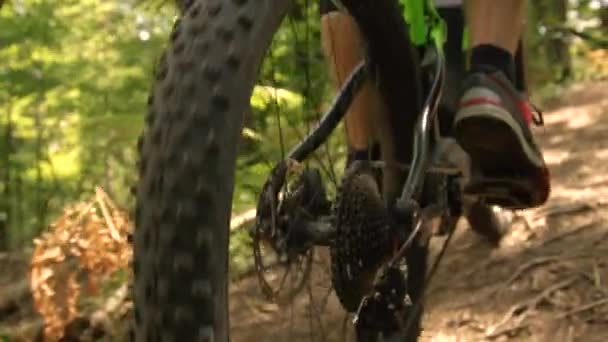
[{"xmin": 133, "ymin": 0, "xmax": 426, "ymax": 340}]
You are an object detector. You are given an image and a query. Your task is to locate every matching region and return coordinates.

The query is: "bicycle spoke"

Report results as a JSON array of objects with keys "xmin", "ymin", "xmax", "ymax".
[
  {"xmin": 236, "ymin": 2, "xmax": 349, "ymax": 340},
  {"xmin": 276, "ymin": 260, "xmax": 292, "ymax": 294},
  {"xmin": 307, "ymin": 280, "xmax": 327, "ymax": 342}
]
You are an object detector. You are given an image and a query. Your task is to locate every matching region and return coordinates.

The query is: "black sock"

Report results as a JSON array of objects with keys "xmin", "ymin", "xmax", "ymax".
[
  {"xmin": 470, "ymin": 44, "xmax": 516, "ymax": 82},
  {"xmin": 348, "ymin": 149, "xmax": 368, "ymax": 161},
  {"xmin": 346, "ymin": 148, "xmax": 368, "ymax": 168}
]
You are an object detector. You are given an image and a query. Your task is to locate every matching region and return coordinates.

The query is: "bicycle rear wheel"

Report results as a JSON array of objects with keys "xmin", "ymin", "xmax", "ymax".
[{"xmin": 133, "ymin": 0, "xmax": 424, "ymax": 340}]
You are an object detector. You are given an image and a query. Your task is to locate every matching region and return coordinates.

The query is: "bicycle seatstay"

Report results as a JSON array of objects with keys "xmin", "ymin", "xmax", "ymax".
[
  {"xmin": 288, "ymin": 0, "xmax": 447, "ymax": 165},
  {"xmin": 397, "ymin": 45, "xmax": 446, "ymax": 207},
  {"xmin": 287, "ymin": 62, "xmax": 366, "ymax": 162}
]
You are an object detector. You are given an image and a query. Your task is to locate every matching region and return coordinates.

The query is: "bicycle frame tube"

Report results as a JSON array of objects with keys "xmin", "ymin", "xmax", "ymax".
[
  {"xmin": 287, "ymin": 48, "xmax": 447, "ymax": 207},
  {"xmin": 288, "ymin": 0, "xmax": 448, "ymax": 204},
  {"xmin": 398, "ymin": 45, "xmax": 446, "ymax": 204},
  {"xmin": 287, "ymin": 62, "xmax": 366, "ymax": 161}
]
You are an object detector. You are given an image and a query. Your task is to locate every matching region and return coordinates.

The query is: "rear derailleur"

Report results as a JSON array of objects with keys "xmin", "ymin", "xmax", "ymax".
[{"xmin": 353, "ymin": 262, "xmax": 413, "ymax": 337}]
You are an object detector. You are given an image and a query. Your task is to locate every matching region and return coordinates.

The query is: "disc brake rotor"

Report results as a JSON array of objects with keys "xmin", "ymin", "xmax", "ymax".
[
  {"xmin": 253, "ymin": 162, "xmax": 331, "ymax": 304},
  {"xmin": 252, "ymin": 232, "xmax": 313, "ymax": 304}
]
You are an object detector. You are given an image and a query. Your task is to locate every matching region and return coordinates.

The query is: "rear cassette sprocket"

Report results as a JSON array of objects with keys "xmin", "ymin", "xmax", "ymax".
[{"xmin": 330, "ymin": 161, "xmax": 394, "ymax": 312}]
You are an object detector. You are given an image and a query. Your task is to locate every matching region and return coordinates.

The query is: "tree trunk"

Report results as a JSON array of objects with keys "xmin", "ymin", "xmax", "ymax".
[
  {"xmin": 600, "ymin": 2, "xmax": 608, "ymax": 32},
  {"xmin": 552, "ymin": 0, "xmax": 571, "ymax": 81},
  {"xmin": 528, "ymin": 0, "xmax": 572, "ymax": 85},
  {"xmin": 0, "ymin": 97, "xmax": 13, "ymax": 251}
]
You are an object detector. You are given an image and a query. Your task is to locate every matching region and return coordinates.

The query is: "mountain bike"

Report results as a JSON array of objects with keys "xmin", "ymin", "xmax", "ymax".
[{"xmin": 133, "ymin": 0, "xmax": 520, "ymax": 340}]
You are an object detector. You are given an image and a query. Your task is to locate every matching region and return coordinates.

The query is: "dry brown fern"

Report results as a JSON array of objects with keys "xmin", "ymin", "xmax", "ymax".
[{"xmin": 29, "ymin": 187, "xmax": 132, "ymax": 341}]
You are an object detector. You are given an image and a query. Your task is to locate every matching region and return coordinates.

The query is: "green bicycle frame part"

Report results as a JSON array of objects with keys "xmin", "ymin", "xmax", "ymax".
[
  {"xmin": 327, "ymin": 0, "xmax": 447, "ymax": 49},
  {"xmin": 400, "ymin": 0, "xmax": 446, "ymax": 48}
]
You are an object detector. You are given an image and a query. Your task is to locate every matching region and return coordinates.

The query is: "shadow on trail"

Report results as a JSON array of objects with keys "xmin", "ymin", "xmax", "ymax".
[
  {"xmin": 424, "ymin": 80, "xmax": 608, "ymax": 341},
  {"xmin": 228, "ymin": 81, "xmax": 608, "ymax": 342}
]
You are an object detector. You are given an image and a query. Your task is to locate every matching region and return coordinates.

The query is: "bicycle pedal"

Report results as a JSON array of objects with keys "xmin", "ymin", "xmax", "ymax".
[{"xmin": 464, "ymin": 176, "xmax": 536, "ymax": 210}]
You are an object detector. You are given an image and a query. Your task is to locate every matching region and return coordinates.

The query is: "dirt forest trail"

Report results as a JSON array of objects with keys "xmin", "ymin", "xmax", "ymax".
[{"xmin": 229, "ymin": 80, "xmax": 608, "ymax": 342}]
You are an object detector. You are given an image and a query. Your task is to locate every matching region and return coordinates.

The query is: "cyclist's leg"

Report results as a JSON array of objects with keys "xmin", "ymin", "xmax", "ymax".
[
  {"xmin": 320, "ymin": 1, "xmax": 382, "ymax": 165},
  {"xmin": 455, "ymin": 0, "xmax": 550, "ymax": 208},
  {"xmin": 437, "ymin": 0, "xmax": 527, "ymax": 132},
  {"xmin": 435, "ymin": 3, "xmax": 511, "ymax": 243},
  {"xmin": 466, "ymin": 0, "xmax": 525, "ymax": 56}
]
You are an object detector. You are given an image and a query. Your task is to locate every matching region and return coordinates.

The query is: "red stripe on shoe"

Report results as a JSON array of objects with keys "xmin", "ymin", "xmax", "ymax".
[
  {"xmin": 517, "ymin": 101, "xmax": 534, "ymax": 125},
  {"xmin": 460, "ymin": 97, "xmax": 502, "ymax": 108},
  {"xmin": 487, "ymin": 73, "xmax": 534, "ymax": 125}
]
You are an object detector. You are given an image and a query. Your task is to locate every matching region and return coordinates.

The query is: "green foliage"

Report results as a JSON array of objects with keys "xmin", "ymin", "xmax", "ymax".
[
  {"xmin": 526, "ymin": 0, "xmax": 608, "ymax": 93},
  {"xmin": 0, "ymin": 0, "xmax": 341, "ymax": 253},
  {"xmin": 1, "ymin": 0, "xmax": 605, "ymax": 254},
  {"xmin": 233, "ymin": 0, "xmax": 344, "ymax": 213},
  {"xmin": 0, "ymin": 0, "xmax": 175, "ymax": 246}
]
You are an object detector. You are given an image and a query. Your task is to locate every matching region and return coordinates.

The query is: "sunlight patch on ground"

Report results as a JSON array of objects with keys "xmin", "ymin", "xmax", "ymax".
[
  {"xmin": 566, "ymin": 111, "xmax": 594, "ymax": 129},
  {"xmin": 546, "ymin": 134, "xmax": 568, "ymax": 146},
  {"xmin": 543, "ymin": 149, "xmax": 570, "ymax": 165},
  {"xmin": 594, "ymin": 149, "xmax": 608, "ymax": 160},
  {"xmin": 550, "ymin": 185, "xmax": 608, "ymax": 203},
  {"xmin": 422, "ymin": 331, "xmax": 459, "ymax": 341}
]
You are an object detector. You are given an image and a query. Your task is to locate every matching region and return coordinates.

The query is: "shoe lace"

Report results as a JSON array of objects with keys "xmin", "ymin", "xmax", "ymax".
[
  {"xmin": 518, "ymin": 91, "xmax": 544, "ymax": 126},
  {"xmin": 530, "ymin": 102, "xmax": 544, "ymax": 126}
]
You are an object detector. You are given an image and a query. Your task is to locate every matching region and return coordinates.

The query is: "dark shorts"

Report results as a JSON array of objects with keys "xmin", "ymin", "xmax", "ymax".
[{"xmin": 319, "ymin": 0, "xmax": 338, "ymax": 15}]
